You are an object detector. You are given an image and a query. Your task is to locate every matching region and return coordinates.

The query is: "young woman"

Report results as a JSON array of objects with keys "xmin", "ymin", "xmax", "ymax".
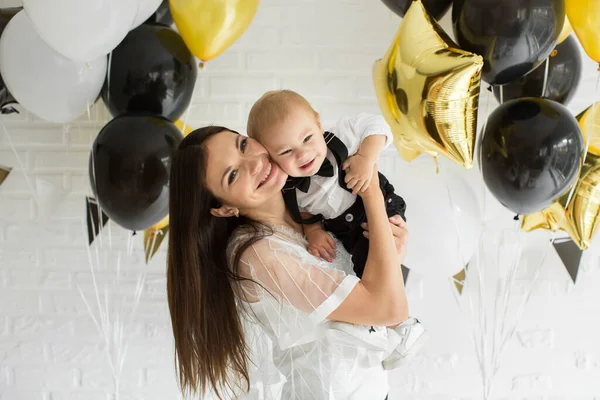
[{"xmin": 167, "ymin": 126, "xmax": 410, "ymax": 399}]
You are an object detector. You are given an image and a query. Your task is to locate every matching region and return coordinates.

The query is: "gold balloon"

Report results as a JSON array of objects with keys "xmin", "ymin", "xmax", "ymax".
[
  {"xmin": 557, "ymin": 15, "xmax": 573, "ymax": 45},
  {"xmin": 566, "ymin": 0, "xmax": 600, "ymax": 63},
  {"xmin": 175, "ymin": 119, "xmax": 194, "ymax": 137},
  {"xmin": 521, "ymin": 104, "xmax": 600, "ymax": 250},
  {"xmin": 142, "ymin": 119, "xmax": 194, "ymax": 257},
  {"xmin": 577, "ymin": 102, "xmax": 600, "ymax": 156},
  {"xmin": 148, "ymin": 215, "xmax": 170, "ymax": 232},
  {"xmin": 169, "ymin": 0, "xmax": 259, "ymax": 63},
  {"xmin": 373, "ymin": 0, "xmax": 483, "ymax": 169}
]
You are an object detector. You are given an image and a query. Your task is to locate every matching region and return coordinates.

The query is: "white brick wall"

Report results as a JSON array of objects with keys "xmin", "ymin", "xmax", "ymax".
[{"xmin": 1, "ymin": 0, "xmax": 600, "ymax": 399}]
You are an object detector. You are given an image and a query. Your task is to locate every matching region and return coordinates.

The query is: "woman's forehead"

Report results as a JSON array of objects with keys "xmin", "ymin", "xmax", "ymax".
[
  {"xmin": 205, "ymin": 131, "xmax": 238, "ymax": 184},
  {"xmin": 206, "ymin": 129, "xmax": 237, "ymax": 152}
]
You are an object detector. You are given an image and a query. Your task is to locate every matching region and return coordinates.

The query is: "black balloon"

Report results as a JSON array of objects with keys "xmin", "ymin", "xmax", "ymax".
[
  {"xmin": 492, "ymin": 35, "xmax": 582, "ymax": 105},
  {"xmin": 452, "ymin": 0, "xmax": 565, "ymax": 85},
  {"xmin": 102, "ymin": 23, "xmax": 197, "ymax": 121},
  {"xmin": 89, "ymin": 115, "xmax": 183, "ymax": 231},
  {"xmin": 145, "ymin": 0, "xmax": 173, "ymax": 26},
  {"xmin": 381, "ymin": 0, "xmax": 452, "ymax": 20},
  {"xmin": 481, "ymin": 98, "xmax": 583, "ymax": 215},
  {"xmin": 0, "ymin": 7, "xmax": 21, "ymax": 115}
]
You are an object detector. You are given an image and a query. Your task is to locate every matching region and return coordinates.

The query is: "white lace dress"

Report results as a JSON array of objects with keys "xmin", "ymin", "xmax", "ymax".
[{"xmin": 228, "ymin": 225, "xmax": 392, "ymax": 400}]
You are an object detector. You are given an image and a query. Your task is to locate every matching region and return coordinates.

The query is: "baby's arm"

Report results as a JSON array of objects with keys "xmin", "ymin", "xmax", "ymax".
[
  {"xmin": 337, "ymin": 114, "xmax": 392, "ymax": 194},
  {"xmin": 300, "ymin": 212, "xmax": 336, "ymax": 262}
]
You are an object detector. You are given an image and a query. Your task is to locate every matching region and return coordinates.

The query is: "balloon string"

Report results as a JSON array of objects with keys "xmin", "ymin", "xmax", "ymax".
[
  {"xmin": 78, "ymin": 219, "xmax": 146, "ymax": 400},
  {"xmin": 127, "ymin": 231, "xmax": 135, "ymax": 256},
  {"xmin": 181, "ymin": 72, "xmax": 199, "ymax": 134},
  {"xmin": 448, "ymin": 264, "xmax": 488, "ymax": 399},
  {"xmin": 0, "ymin": 121, "xmax": 41, "ymax": 214},
  {"xmin": 493, "ymin": 68, "xmax": 598, "ymax": 347},
  {"xmin": 494, "ymin": 225, "xmax": 556, "ymax": 371},
  {"xmin": 442, "ymin": 167, "xmax": 491, "ymax": 397},
  {"xmin": 495, "ymin": 73, "xmax": 598, "ymax": 364},
  {"xmin": 106, "ymin": 51, "xmax": 113, "ymax": 105},
  {"xmin": 478, "ymin": 87, "xmax": 493, "ymax": 224},
  {"xmin": 491, "ymin": 220, "xmax": 523, "ymax": 378},
  {"xmin": 89, "ymin": 149, "xmax": 106, "ymax": 249},
  {"xmin": 147, "ymin": 228, "xmax": 161, "ymax": 263},
  {"xmin": 541, "ymin": 56, "xmax": 550, "ymax": 97},
  {"xmin": 132, "ymin": 0, "xmax": 142, "ymax": 28}
]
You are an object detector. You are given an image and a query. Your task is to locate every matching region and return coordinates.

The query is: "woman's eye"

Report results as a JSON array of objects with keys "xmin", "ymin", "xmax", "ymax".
[
  {"xmin": 303, "ymin": 135, "xmax": 312, "ymax": 143},
  {"xmin": 228, "ymin": 170, "xmax": 237, "ymax": 185},
  {"xmin": 240, "ymin": 138, "xmax": 248, "ymax": 153}
]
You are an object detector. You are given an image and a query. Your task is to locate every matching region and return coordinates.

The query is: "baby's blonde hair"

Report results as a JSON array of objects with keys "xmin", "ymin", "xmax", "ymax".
[{"xmin": 247, "ymin": 90, "xmax": 319, "ymax": 139}]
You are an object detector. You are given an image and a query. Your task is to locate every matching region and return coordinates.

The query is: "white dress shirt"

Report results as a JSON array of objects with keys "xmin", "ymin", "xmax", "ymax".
[{"xmin": 296, "ymin": 114, "xmax": 393, "ymax": 219}]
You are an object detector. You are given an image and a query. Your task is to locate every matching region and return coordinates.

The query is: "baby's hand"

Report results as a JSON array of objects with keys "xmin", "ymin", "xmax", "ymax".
[
  {"xmin": 342, "ymin": 154, "xmax": 375, "ymax": 195},
  {"xmin": 306, "ymin": 227, "xmax": 336, "ymax": 262}
]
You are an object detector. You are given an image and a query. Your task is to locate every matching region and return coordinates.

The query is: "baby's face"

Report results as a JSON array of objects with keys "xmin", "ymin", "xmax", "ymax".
[{"xmin": 258, "ymin": 108, "xmax": 328, "ymax": 178}]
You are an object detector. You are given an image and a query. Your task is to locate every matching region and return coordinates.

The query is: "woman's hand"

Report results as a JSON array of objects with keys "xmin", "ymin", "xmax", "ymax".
[{"xmin": 362, "ymin": 215, "xmax": 408, "ymax": 262}]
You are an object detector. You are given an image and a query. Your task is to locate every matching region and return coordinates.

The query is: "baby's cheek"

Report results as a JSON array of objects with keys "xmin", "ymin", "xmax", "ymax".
[{"xmin": 275, "ymin": 157, "xmax": 295, "ymax": 176}]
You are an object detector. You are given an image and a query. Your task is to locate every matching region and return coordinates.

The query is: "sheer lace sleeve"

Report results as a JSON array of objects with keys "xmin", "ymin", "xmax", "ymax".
[{"xmin": 231, "ymin": 229, "xmax": 359, "ymax": 350}]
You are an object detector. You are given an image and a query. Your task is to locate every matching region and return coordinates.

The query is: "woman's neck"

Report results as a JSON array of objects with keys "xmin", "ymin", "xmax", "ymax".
[{"xmin": 241, "ymin": 194, "xmax": 302, "ymax": 234}]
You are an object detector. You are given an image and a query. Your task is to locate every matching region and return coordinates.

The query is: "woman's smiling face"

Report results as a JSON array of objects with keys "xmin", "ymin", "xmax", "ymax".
[{"xmin": 203, "ymin": 129, "xmax": 288, "ymax": 212}]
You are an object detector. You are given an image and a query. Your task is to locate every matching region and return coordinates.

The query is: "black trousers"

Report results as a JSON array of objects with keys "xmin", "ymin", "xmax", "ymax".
[{"xmin": 322, "ymin": 172, "xmax": 407, "ymax": 279}]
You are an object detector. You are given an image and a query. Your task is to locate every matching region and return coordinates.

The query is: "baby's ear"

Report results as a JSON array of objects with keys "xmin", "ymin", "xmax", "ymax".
[{"xmin": 314, "ymin": 112, "xmax": 322, "ymax": 131}]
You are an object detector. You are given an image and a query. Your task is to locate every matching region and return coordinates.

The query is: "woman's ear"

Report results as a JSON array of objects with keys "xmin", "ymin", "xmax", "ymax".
[{"xmin": 210, "ymin": 205, "xmax": 239, "ymax": 218}]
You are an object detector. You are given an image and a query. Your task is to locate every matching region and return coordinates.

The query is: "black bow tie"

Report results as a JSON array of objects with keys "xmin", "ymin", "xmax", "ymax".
[{"xmin": 287, "ymin": 158, "xmax": 334, "ymax": 193}]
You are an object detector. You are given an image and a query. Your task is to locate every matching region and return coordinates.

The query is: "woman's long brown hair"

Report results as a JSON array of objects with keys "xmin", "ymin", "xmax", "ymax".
[{"xmin": 167, "ymin": 126, "xmax": 266, "ymax": 399}]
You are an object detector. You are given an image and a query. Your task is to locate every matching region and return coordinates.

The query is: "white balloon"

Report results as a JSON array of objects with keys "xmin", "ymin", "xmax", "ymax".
[
  {"xmin": 0, "ymin": 11, "xmax": 107, "ymax": 123},
  {"xmin": 381, "ymin": 155, "xmax": 483, "ymax": 277},
  {"xmin": 35, "ymin": 178, "xmax": 68, "ymax": 219},
  {"xmin": 23, "ymin": 0, "xmax": 139, "ymax": 61},
  {"xmin": 131, "ymin": 0, "xmax": 163, "ymax": 29}
]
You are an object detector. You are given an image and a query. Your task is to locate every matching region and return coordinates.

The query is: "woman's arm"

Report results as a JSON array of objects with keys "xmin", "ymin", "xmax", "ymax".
[{"xmin": 328, "ymin": 167, "xmax": 409, "ymax": 326}]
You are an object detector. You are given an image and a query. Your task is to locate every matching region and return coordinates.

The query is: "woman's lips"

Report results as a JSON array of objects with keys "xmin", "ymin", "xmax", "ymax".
[{"xmin": 257, "ymin": 160, "xmax": 276, "ymax": 189}]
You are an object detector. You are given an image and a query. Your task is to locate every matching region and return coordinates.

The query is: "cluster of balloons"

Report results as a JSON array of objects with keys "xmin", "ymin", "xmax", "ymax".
[
  {"xmin": 86, "ymin": 1, "xmax": 194, "ymax": 232},
  {"xmin": 87, "ymin": 0, "xmax": 258, "ymax": 233},
  {"xmin": 0, "ymin": 8, "xmax": 107, "ymax": 123},
  {"xmin": 373, "ymin": 0, "xmax": 483, "ymax": 170},
  {"xmin": 458, "ymin": 0, "xmax": 600, "ymax": 250},
  {"xmin": 0, "ymin": 0, "xmax": 259, "ymax": 236},
  {"xmin": 0, "ymin": 1, "xmax": 174, "ymax": 123},
  {"xmin": 375, "ymin": 0, "xmax": 600, "ymax": 251}
]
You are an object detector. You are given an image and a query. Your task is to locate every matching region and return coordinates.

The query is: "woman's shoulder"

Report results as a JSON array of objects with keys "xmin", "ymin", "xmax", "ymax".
[
  {"xmin": 228, "ymin": 224, "xmax": 271, "ymax": 248},
  {"xmin": 228, "ymin": 224, "xmax": 309, "ymax": 262},
  {"xmin": 227, "ymin": 224, "xmax": 272, "ymax": 263}
]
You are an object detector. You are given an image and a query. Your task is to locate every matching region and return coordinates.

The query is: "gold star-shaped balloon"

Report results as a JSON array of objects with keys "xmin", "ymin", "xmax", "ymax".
[
  {"xmin": 522, "ymin": 102, "xmax": 600, "ymax": 250},
  {"xmin": 142, "ymin": 119, "xmax": 193, "ymax": 262},
  {"xmin": 373, "ymin": 0, "xmax": 484, "ymax": 169}
]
